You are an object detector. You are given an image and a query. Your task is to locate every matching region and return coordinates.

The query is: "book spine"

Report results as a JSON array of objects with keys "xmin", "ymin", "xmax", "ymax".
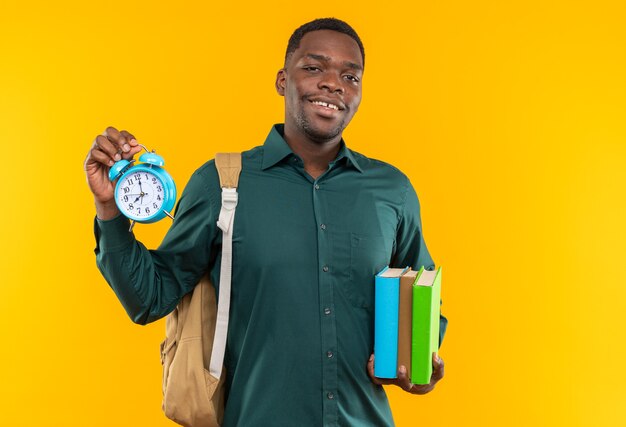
[
  {"xmin": 411, "ymin": 267, "xmax": 442, "ymax": 385},
  {"xmin": 411, "ymin": 283, "xmax": 432, "ymax": 384},
  {"xmin": 429, "ymin": 269, "xmax": 442, "ymax": 370},
  {"xmin": 397, "ymin": 273, "xmax": 414, "ymax": 376},
  {"xmin": 374, "ymin": 275, "xmax": 400, "ymax": 378}
]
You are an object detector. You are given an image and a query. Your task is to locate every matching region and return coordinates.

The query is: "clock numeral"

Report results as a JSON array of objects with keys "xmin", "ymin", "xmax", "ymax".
[
  {"xmin": 127, "ymin": 178, "xmax": 134, "ymax": 186},
  {"xmin": 153, "ymin": 203, "xmax": 158, "ymax": 209},
  {"xmin": 137, "ymin": 208, "xmax": 141, "ymax": 214},
  {"xmin": 152, "ymin": 178, "xmax": 157, "ymax": 184},
  {"xmin": 146, "ymin": 207, "xmax": 150, "ymax": 214},
  {"xmin": 129, "ymin": 203, "xmax": 134, "ymax": 209},
  {"xmin": 145, "ymin": 174, "xmax": 149, "ymax": 180},
  {"xmin": 134, "ymin": 174, "xmax": 141, "ymax": 181},
  {"xmin": 123, "ymin": 187, "xmax": 130, "ymax": 193},
  {"xmin": 123, "ymin": 195, "xmax": 128, "ymax": 202},
  {"xmin": 157, "ymin": 195, "xmax": 162, "ymax": 201},
  {"xmin": 157, "ymin": 186, "xmax": 162, "ymax": 192}
]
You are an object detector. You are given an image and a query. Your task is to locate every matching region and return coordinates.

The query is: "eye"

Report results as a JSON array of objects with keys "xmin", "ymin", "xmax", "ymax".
[
  {"xmin": 303, "ymin": 66, "xmax": 321, "ymax": 72},
  {"xmin": 344, "ymin": 74, "xmax": 360, "ymax": 83}
]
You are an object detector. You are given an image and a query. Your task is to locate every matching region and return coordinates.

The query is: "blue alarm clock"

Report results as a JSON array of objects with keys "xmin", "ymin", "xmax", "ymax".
[{"xmin": 109, "ymin": 146, "xmax": 176, "ymax": 227}]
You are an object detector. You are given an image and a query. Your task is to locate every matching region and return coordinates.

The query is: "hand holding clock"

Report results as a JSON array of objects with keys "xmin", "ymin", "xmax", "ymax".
[
  {"xmin": 85, "ymin": 126, "xmax": 177, "ymax": 225},
  {"xmin": 84, "ymin": 127, "xmax": 143, "ymax": 220}
]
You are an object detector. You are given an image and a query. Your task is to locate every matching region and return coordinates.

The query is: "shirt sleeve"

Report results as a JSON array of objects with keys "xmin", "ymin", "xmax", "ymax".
[
  {"xmin": 94, "ymin": 167, "xmax": 219, "ymax": 325},
  {"xmin": 392, "ymin": 177, "xmax": 448, "ymax": 347}
]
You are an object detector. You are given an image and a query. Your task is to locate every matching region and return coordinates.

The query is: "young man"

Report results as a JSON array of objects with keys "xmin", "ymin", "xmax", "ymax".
[{"xmin": 85, "ymin": 18, "xmax": 446, "ymax": 426}]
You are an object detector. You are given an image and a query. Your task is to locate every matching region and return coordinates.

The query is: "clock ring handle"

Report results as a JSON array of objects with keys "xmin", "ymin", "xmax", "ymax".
[{"xmin": 138, "ymin": 144, "xmax": 151, "ymax": 153}]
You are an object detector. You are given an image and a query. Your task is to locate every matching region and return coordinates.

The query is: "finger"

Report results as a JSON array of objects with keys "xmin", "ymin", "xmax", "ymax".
[
  {"xmin": 121, "ymin": 144, "xmax": 143, "ymax": 160},
  {"xmin": 95, "ymin": 135, "xmax": 122, "ymax": 162},
  {"xmin": 411, "ymin": 384, "xmax": 434, "ymax": 395},
  {"xmin": 103, "ymin": 126, "xmax": 121, "ymax": 145},
  {"xmin": 119, "ymin": 130, "xmax": 138, "ymax": 145},
  {"xmin": 367, "ymin": 354, "xmax": 379, "ymax": 383},
  {"xmin": 88, "ymin": 146, "xmax": 115, "ymax": 168},
  {"xmin": 118, "ymin": 130, "xmax": 137, "ymax": 153},
  {"xmin": 367, "ymin": 354, "xmax": 386, "ymax": 386},
  {"xmin": 397, "ymin": 365, "xmax": 414, "ymax": 392},
  {"xmin": 432, "ymin": 353, "xmax": 445, "ymax": 381},
  {"xmin": 119, "ymin": 130, "xmax": 141, "ymax": 160}
]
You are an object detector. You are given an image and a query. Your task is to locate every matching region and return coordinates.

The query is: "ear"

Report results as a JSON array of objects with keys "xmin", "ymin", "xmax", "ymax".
[{"xmin": 275, "ymin": 68, "xmax": 286, "ymax": 96}]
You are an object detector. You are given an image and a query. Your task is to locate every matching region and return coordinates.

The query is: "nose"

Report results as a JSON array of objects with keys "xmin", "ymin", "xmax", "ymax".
[{"xmin": 318, "ymin": 71, "xmax": 344, "ymax": 94}]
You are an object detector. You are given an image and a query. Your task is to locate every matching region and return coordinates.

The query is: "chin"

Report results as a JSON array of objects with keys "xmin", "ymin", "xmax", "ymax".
[
  {"xmin": 305, "ymin": 126, "xmax": 342, "ymax": 143},
  {"xmin": 301, "ymin": 118, "xmax": 346, "ymax": 143}
]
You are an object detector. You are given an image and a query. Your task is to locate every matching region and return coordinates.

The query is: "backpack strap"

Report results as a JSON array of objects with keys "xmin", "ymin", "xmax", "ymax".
[
  {"xmin": 209, "ymin": 153, "xmax": 242, "ymax": 379},
  {"xmin": 215, "ymin": 152, "xmax": 242, "ymax": 188}
]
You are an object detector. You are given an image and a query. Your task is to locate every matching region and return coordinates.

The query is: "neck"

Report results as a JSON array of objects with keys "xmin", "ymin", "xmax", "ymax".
[{"xmin": 283, "ymin": 122, "xmax": 343, "ymax": 177}]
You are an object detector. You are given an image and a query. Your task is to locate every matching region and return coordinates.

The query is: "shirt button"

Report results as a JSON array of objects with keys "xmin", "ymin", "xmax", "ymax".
[
  {"xmin": 327, "ymin": 392, "xmax": 334, "ymax": 400},
  {"xmin": 320, "ymin": 224, "xmax": 326, "ymax": 230},
  {"xmin": 314, "ymin": 184, "xmax": 320, "ymax": 190},
  {"xmin": 322, "ymin": 266, "xmax": 329, "ymax": 272},
  {"xmin": 327, "ymin": 351, "xmax": 334, "ymax": 358},
  {"xmin": 324, "ymin": 308, "xmax": 331, "ymax": 315}
]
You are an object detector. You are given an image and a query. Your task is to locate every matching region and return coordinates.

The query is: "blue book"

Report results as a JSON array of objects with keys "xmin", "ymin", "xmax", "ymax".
[{"xmin": 374, "ymin": 266, "xmax": 409, "ymax": 378}]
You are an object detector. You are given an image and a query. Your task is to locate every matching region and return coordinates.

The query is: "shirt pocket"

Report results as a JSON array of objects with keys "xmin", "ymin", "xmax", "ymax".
[{"xmin": 347, "ymin": 233, "xmax": 392, "ymax": 310}]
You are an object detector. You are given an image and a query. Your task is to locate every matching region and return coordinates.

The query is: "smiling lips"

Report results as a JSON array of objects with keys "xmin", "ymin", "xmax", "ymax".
[{"xmin": 309, "ymin": 99, "xmax": 343, "ymax": 111}]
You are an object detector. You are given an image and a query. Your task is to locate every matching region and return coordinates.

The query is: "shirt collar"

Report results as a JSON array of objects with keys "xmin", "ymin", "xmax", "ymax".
[{"xmin": 261, "ymin": 124, "xmax": 363, "ymax": 173}]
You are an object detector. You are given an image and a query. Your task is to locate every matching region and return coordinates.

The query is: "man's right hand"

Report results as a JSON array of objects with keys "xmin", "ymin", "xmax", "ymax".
[{"xmin": 84, "ymin": 126, "xmax": 143, "ymax": 220}]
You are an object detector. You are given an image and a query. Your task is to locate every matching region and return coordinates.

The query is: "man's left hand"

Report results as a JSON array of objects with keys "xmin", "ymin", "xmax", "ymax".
[{"xmin": 366, "ymin": 352, "xmax": 444, "ymax": 394}]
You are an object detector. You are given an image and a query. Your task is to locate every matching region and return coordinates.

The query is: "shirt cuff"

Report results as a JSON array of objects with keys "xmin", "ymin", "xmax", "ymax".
[{"xmin": 94, "ymin": 214, "xmax": 134, "ymax": 252}]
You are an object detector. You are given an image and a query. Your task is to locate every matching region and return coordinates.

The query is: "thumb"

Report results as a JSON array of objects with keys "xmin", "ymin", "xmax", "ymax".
[{"xmin": 367, "ymin": 354, "xmax": 382, "ymax": 385}]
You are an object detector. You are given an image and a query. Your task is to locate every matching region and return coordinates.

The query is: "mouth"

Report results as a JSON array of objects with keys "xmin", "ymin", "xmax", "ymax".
[{"xmin": 308, "ymin": 98, "xmax": 345, "ymax": 112}]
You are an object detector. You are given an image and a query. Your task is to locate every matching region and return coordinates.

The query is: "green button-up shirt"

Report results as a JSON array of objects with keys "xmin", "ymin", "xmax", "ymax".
[{"xmin": 95, "ymin": 124, "xmax": 447, "ymax": 427}]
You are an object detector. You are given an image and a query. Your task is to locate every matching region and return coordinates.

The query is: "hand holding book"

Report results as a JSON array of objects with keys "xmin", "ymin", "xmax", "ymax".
[
  {"xmin": 371, "ymin": 265, "xmax": 444, "ymax": 392},
  {"xmin": 366, "ymin": 352, "xmax": 444, "ymax": 394}
]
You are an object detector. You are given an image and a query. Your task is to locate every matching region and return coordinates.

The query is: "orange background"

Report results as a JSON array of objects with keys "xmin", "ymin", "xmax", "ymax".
[{"xmin": 1, "ymin": 1, "xmax": 625, "ymax": 426}]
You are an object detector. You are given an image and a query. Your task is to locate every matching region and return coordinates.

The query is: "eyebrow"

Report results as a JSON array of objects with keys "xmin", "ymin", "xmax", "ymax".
[{"xmin": 305, "ymin": 53, "xmax": 363, "ymax": 71}]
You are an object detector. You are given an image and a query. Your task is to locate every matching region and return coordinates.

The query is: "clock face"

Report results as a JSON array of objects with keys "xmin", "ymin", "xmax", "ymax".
[{"xmin": 116, "ymin": 169, "xmax": 166, "ymax": 220}]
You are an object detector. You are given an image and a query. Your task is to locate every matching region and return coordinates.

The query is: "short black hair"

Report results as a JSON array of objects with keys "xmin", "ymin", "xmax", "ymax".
[{"xmin": 284, "ymin": 18, "xmax": 365, "ymax": 67}]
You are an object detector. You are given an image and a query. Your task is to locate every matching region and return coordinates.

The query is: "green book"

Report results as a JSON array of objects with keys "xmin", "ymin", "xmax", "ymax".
[{"xmin": 411, "ymin": 266, "xmax": 442, "ymax": 385}]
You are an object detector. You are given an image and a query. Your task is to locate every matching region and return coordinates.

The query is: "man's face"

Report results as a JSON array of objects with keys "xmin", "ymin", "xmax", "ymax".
[{"xmin": 276, "ymin": 30, "xmax": 363, "ymax": 143}]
